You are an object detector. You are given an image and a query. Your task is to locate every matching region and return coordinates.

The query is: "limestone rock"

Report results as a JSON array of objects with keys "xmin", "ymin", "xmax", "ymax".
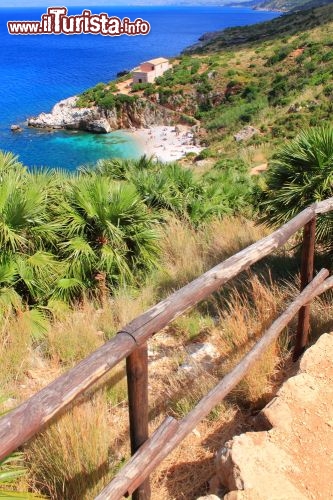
[
  {"xmin": 288, "ymin": 103, "xmax": 302, "ymax": 113},
  {"xmin": 234, "ymin": 126, "xmax": 259, "ymax": 142},
  {"xmin": 197, "ymin": 495, "xmax": 221, "ymax": 500},
  {"xmin": 11, "ymin": 124, "xmax": 22, "ymax": 132},
  {"xmin": 27, "ymin": 95, "xmax": 178, "ymax": 134},
  {"xmin": 215, "ymin": 333, "xmax": 333, "ymax": 500},
  {"xmin": 86, "ymin": 119, "xmax": 112, "ymax": 134},
  {"xmin": 299, "ymin": 332, "xmax": 333, "ymax": 379},
  {"xmin": 224, "ymin": 491, "xmax": 267, "ymax": 500},
  {"xmin": 216, "ymin": 433, "xmax": 305, "ymax": 499},
  {"xmin": 180, "ymin": 342, "xmax": 219, "ymax": 372},
  {"xmin": 28, "ymin": 96, "xmax": 99, "ymax": 130}
]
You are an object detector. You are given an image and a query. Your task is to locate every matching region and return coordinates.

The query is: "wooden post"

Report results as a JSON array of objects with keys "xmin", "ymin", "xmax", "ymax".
[
  {"xmin": 126, "ymin": 344, "xmax": 151, "ymax": 500},
  {"xmin": 294, "ymin": 217, "xmax": 316, "ymax": 361},
  {"xmin": 97, "ymin": 270, "xmax": 331, "ymax": 500}
]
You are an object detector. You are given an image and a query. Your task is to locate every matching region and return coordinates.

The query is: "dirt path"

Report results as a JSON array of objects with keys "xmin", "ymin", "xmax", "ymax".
[{"xmin": 115, "ymin": 78, "xmax": 133, "ymax": 95}]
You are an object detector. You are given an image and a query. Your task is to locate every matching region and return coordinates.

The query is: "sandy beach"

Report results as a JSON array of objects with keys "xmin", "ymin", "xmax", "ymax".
[{"xmin": 123, "ymin": 125, "xmax": 203, "ymax": 163}]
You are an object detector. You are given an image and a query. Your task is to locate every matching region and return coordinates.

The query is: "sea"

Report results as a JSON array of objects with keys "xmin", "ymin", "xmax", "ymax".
[{"xmin": 0, "ymin": 5, "xmax": 279, "ymax": 170}]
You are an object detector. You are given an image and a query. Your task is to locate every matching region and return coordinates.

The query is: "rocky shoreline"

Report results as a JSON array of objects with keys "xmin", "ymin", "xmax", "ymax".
[
  {"xmin": 27, "ymin": 95, "xmax": 179, "ymax": 134},
  {"xmin": 26, "ymin": 96, "xmax": 202, "ymax": 163}
]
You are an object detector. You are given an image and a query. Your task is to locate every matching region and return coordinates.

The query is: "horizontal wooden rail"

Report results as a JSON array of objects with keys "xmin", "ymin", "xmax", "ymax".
[
  {"xmin": 97, "ymin": 269, "xmax": 332, "ymax": 499},
  {"xmin": 95, "ymin": 417, "xmax": 180, "ymax": 500},
  {"xmin": 0, "ymin": 197, "xmax": 332, "ymax": 462}
]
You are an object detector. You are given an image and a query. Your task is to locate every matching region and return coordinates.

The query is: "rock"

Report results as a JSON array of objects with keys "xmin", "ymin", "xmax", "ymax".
[
  {"xmin": 234, "ymin": 126, "xmax": 259, "ymax": 142},
  {"xmin": 11, "ymin": 124, "xmax": 22, "ymax": 132},
  {"xmin": 224, "ymin": 491, "xmax": 267, "ymax": 499},
  {"xmin": 215, "ymin": 333, "xmax": 333, "ymax": 500},
  {"xmin": 28, "ymin": 95, "xmax": 178, "ymax": 134},
  {"xmin": 180, "ymin": 342, "xmax": 219, "ymax": 372},
  {"xmin": 299, "ymin": 332, "xmax": 333, "ymax": 379},
  {"xmin": 86, "ymin": 119, "xmax": 112, "ymax": 134},
  {"xmin": 117, "ymin": 69, "xmax": 130, "ymax": 78},
  {"xmin": 197, "ymin": 496, "xmax": 221, "ymax": 500},
  {"xmin": 28, "ymin": 96, "xmax": 100, "ymax": 131},
  {"xmin": 216, "ymin": 434, "xmax": 305, "ymax": 498},
  {"xmin": 288, "ymin": 103, "xmax": 302, "ymax": 113}
]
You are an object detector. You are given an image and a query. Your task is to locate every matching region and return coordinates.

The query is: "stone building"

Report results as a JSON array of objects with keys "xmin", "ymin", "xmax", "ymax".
[{"xmin": 132, "ymin": 57, "xmax": 170, "ymax": 84}]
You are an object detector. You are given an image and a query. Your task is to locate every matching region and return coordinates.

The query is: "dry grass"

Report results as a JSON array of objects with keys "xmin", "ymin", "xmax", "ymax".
[
  {"xmin": 157, "ymin": 216, "xmax": 268, "ymax": 293},
  {"xmin": 45, "ymin": 286, "xmax": 155, "ymax": 368},
  {"xmin": 309, "ymin": 291, "xmax": 333, "ymax": 344},
  {"xmin": 150, "ymin": 404, "xmax": 241, "ymax": 500},
  {"xmin": 239, "ymin": 142, "xmax": 273, "ymax": 168},
  {"xmin": 0, "ymin": 312, "xmax": 35, "ymax": 396},
  {"xmin": 1, "ymin": 215, "xmax": 332, "ymax": 499},
  {"xmin": 27, "ymin": 392, "xmax": 115, "ymax": 500},
  {"xmin": 157, "ymin": 218, "xmax": 207, "ymax": 289},
  {"xmin": 214, "ymin": 274, "xmax": 289, "ymax": 405},
  {"xmin": 46, "ymin": 306, "xmax": 104, "ymax": 367},
  {"xmin": 203, "ymin": 217, "xmax": 269, "ymax": 267}
]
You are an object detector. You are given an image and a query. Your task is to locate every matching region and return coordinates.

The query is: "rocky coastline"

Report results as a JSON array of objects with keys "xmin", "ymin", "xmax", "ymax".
[{"xmin": 27, "ymin": 95, "xmax": 179, "ymax": 134}]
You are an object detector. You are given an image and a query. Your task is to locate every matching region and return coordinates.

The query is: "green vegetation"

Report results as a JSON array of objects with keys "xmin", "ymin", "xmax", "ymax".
[
  {"xmin": 75, "ymin": 2, "xmax": 333, "ymax": 154},
  {"xmin": 0, "ymin": 444, "xmax": 43, "ymax": 498},
  {"xmin": 76, "ymin": 82, "xmax": 137, "ymax": 109},
  {"xmin": 259, "ymin": 126, "xmax": 333, "ymax": 247},
  {"xmin": 2, "ymin": 3, "xmax": 333, "ymax": 499},
  {"xmin": 0, "ymin": 151, "xmax": 255, "ymax": 314},
  {"xmin": 253, "ymin": 0, "xmax": 333, "ymax": 13}
]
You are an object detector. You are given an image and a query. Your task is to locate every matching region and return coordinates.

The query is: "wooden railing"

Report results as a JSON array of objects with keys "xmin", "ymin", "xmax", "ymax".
[{"xmin": 0, "ymin": 198, "xmax": 333, "ymax": 500}]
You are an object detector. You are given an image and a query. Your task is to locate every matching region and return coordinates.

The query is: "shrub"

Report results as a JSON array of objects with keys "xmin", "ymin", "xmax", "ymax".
[
  {"xmin": 260, "ymin": 126, "xmax": 333, "ymax": 248},
  {"xmin": 131, "ymin": 82, "xmax": 153, "ymax": 92},
  {"xmin": 98, "ymin": 94, "xmax": 116, "ymax": 109},
  {"xmin": 266, "ymin": 46, "xmax": 290, "ymax": 66}
]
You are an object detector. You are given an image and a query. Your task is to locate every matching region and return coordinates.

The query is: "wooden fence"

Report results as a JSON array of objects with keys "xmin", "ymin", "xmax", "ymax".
[{"xmin": 0, "ymin": 197, "xmax": 333, "ymax": 500}]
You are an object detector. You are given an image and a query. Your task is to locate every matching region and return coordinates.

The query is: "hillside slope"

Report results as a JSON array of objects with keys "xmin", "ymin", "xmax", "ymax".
[
  {"xmin": 185, "ymin": 2, "xmax": 333, "ymax": 49},
  {"xmin": 28, "ymin": 2, "xmax": 333, "ymax": 173},
  {"xmin": 254, "ymin": 0, "xmax": 333, "ymax": 12}
]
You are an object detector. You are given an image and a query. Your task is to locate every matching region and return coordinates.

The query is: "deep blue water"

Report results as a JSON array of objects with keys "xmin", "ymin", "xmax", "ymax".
[{"xmin": 0, "ymin": 5, "xmax": 278, "ymax": 170}]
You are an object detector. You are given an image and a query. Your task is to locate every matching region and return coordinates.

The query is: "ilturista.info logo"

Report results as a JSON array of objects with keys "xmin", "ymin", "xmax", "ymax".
[{"xmin": 7, "ymin": 7, "xmax": 151, "ymax": 36}]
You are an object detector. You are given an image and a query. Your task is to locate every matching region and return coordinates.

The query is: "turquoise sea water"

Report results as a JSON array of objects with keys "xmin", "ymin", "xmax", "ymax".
[{"xmin": 0, "ymin": 6, "xmax": 279, "ymax": 170}]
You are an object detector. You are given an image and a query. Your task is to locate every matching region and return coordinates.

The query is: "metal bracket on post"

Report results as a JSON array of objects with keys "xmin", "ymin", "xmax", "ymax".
[{"xmin": 293, "ymin": 217, "xmax": 316, "ymax": 361}]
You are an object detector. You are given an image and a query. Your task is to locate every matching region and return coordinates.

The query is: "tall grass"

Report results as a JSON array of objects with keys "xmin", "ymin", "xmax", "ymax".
[
  {"xmin": 215, "ymin": 275, "xmax": 288, "ymax": 405},
  {"xmin": 1, "ymin": 214, "xmax": 332, "ymax": 499},
  {"xmin": 156, "ymin": 216, "xmax": 268, "ymax": 292},
  {"xmin": 27, "ymin": 393, "xmax": 114, "ymax": 500},
  {"xmin": 0, "ymin": 313, "xmax": 34, "ymax": 393}
]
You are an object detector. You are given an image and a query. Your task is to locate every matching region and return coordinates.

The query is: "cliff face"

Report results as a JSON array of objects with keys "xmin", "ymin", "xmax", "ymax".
[{"xmin": 28, "ymin": 96, "xmax": 179, "ymax": 134}]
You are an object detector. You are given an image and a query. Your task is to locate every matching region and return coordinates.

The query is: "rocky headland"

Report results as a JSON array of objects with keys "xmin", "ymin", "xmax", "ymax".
[{"xmin": 27, "ymin": 95, "xmax": 179, "ymax": 134}]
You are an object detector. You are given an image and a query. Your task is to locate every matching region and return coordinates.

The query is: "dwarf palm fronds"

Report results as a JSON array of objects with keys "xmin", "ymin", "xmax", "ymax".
[
  {"xmin": 133, "ymin": 170, "xmax": 183, "ymax": 215},
  {"xmin": 57, "ymin": 175, "xmax": 160, "ymax": 292},
  {"xmin": 0, "ymin": 151, "xmax": 26, "ymax": 177},
  {"xmin": 0, "ymin": 170, "xmax": 61, "ymax": 254},
  {"xmin": 80, "ymin": 155, "xmax": 157, "ymax": 180},
  {"xmin": 0, "ymin": 451, "xmax": 45, "ymax": 498},
  {"xmin": 260, "ymin": 126, "xmax": 333, "ymax": 247},
  {"xmin": 0, "ymin": 257, "xmax": 21, "ymax": 314}
]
